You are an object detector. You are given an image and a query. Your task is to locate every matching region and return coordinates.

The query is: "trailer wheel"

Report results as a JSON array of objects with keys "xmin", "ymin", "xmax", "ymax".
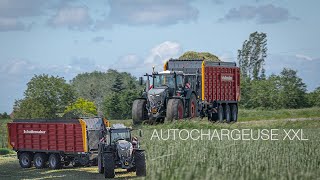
[
  {"xmin": 189, "ymin": 94, "xmax": 197, "ymax": 118},
  {"xmin": 225, "ymin": 104, "xmax": 231, "ymax": 123},
  {"xmin": 231, "ymin": 104, "xmax": 238, "ymax": 122},
  {"xmin": 34, "ymin": 153, "xmax": 47, "ymax": 169},
  {"xmin": 104, "ymin": 153, "xmax": 115, "ymax": 178},
  {"xmin": 19, "ymin": 152, "xmax": 33, "ymax": 168},
  {"xmin": 48, "ymin": 154, "xmax": 62, "ymax": 169},
  {"xmin": 218, "ymin": 104, "xmax": 224, "ymax": 122},
  {"xmin": 135, "ymin": 151, "xmax": 146, "ymax": 176},
  {"xmin": 132, "ymin": 99, "xmax": 147, "ymax": 125},
  {"xmin": 166, "ymin": 99, "xmax": 184, "ymax": 121}
]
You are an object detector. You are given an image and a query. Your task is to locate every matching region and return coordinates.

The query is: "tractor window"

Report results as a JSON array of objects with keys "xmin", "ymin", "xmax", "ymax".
[
  {"xmin": 154, "ymin": 74, "xmax": 175, "ymax": 88},
  {"xmin": 110, "ymin": 130, "xmax": 131, "ymax": 143},
  {"xmin": 176, "ymin": 75, "xmax": 183, "ymax": 88}
]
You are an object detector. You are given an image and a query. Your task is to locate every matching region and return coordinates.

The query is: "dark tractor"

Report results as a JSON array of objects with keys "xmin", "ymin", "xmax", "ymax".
[
  {"xmin": 98, "ymin": 124, "xmax": 146, "ymax": 178},
  {"xmin": 132, "ymin": 70, "xmax": 199, "ymax": 124}
]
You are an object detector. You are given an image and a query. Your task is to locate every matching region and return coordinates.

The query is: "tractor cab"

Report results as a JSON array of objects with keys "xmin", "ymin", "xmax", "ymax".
[{"xmin": 152, "ymin": 70, "xmax": 184, "ymax": 90}]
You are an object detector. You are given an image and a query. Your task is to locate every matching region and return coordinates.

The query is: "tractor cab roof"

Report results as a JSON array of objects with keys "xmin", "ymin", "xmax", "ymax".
[
  {"xmin": 155, "ymin": 70, "xmax": 184, "ymax": 75},
  {"xmin": 110, "ymin": 124, "xmax": 131, "ymax": 131}
]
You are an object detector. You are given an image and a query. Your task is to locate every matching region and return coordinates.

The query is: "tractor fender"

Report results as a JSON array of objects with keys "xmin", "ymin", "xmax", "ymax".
[{"xmin": 185, "ymin": 90, "xmax": 196, "ymax": 100}]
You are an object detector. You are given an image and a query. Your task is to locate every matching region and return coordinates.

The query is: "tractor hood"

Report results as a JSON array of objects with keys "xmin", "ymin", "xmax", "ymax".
[
  {"xmin": 116, "ymin": 140, "xmax": 134, "ymax": 168},
  {"xmin": 147, "ymin": 88, "xmax": 167, "ymax": 108}
]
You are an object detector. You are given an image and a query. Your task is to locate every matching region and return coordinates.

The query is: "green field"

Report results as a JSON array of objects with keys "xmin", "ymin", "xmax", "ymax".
[{"xmin": 1, "ymin": 108, "xmax": 320, "ymax": 179}]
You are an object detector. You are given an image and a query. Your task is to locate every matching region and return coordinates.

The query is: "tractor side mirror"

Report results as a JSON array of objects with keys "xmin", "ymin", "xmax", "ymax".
[
  {"xmin": 139, "ymin": 129, "xmax": 142, "ymax": 137},
  {"xmin": 139, "ymin": 77, "xmax": 143, "ymax": 85}
]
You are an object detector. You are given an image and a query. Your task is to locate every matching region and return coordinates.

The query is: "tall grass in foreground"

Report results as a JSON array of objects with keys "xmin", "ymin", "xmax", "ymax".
[
  {"xmin": 142, "ymin": 128, "xmax": 320, "ymax": 180},
  {"xmin": 239, "ymin": 107, "xmax": 320, "ymax": 121}
]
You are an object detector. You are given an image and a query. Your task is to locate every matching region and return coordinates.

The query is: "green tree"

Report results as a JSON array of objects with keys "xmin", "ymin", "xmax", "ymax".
[
  {"xmin": 14, "ymin": 74, "xmax": 76, "ymax": 119},
  {"xmin": 71, "ymin": 71, "xmax": 110, "ymax": 114},
  {"xmin": 72, "ymin": 69, "xmax": 143, "ymax": 119},
  {"xmin": 64, "ymin": 98, "xmax": 97, "ymax": 115},
  {"xmin": 102, "ymin": 93, "xmax": 122, "ymax": 119},
  {"xmin": 1, "ymin": 112, "xmax": 10, "ymax": 119},
  {"xmin": 278, "ymin": 68, "xmax": 307, "ymax": 108},
  {"xmin": 307, "ymin": 87, "xmax": 320, "ymax": 107},
  {"xmin": 247, "ymin": 75, "xmax": 282, "ymax": 109},
  {"xmin": 238, "ymin": 31, "xmax": 267, "ymax": 80}
]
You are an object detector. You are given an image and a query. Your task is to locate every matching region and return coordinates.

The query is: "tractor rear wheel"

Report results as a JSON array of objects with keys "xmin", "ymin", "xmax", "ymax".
[
  {"xmin": 225, "ymin": 104, "xmax": 231, "ymax": 123},
  {"xmin": 189, "ymin": 94, "xmax": 197, "ymax": 118},
  {"xmin": 135, "ymin": 151, "xmax": 146, "ymax": 176},
  {"xmin": 132, "ymin": 99, "xmax": 147, "ymax": 125},
  {"xmin": 104, "ymin": 153, "xmax": 115, "ymax": 178},
  {"xmin": 218, "ymin": 104, "xmax": 224, "ymax": 122},
  {"xmin": 19, "ymin": 152, "xmax": 33, "ymax": 168},
  {"xmin": 231, "ymin": 104, "xmax": 238, "ymax": 122},
  {"xmin": 166, "ymin": 99, "xmax": 184, "ymax": 121}
]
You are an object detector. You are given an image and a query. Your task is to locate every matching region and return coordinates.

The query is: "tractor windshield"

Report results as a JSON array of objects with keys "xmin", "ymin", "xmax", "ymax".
[
  {"xmin": 110, "ymin": 129, "xmax": 131, "ymax": 143},
  {"xmin": 153, "ymin": 74, "xmax": 175, "ymax": 88}
]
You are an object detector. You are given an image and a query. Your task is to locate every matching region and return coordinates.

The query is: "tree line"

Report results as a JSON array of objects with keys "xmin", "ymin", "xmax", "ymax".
[
  {"xmin": 13, "ymin": 70, "xmax": 143, "ymax": 120},
  {"xmin": 0, "ymin": 112, "xmax": 10, "ymax": 119}
]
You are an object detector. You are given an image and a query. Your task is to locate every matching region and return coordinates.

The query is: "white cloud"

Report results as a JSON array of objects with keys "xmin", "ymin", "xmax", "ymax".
[
  {"xmin": 145, "ymin": 41, "xmax": 182, "ymax": 65},
  {"xmin": 47, "ymin": 6, "xmax": 93, "ymax": 30},
  {"xmin": 295, "ymin": 54, "xmax": 313, "ymax": 61}
]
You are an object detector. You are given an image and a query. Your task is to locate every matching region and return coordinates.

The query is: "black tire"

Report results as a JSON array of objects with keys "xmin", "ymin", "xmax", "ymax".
[
  {"xmin": 208, "ymin": 113, "xmax": 218, "ymax": 122},
  {"xmin": 225, "ymin": 104, "xmax": 231, "ymax": 123},
  {"xmin": 166, "ymin": 99, "xmax": 184, "ymax": 121},
  {"xmin": 48, "ymin": 154, "xmax": 62, "ymax": 169},
  {"xmin": 135, "ymin": 151, "xmax": 146, "ymax": 177},
  {"xmin": 19, "ymin": 152, "xmax": 32, "ymax": 168},
  {"xmin": 34, "ymin": 153, "xmax": 47, "ymax": 169},
  {"xmin": 64, "ymin": 161, "xmax": 71, "ymax": 167},
  {"xmin": 218, "ymin": 104, "xmax": 224, "ymax": 122},
  {"xmin": 73, "ymin": 162, "xmax": 81, "ymax": 167},
  {"xmin": 104, "ymin": 153, "xmax": 115, "ymax": 178},
  {"xmin": 98, "ymin": 146, "xmax": 104, "ymax": 174},
  {"xmin": 231, "ymin": 104, "xmax": 238, "ymax": 122},
  {"xmin": 189, "ymin": 94, "xmax": 197, "ymax": 118},
  {"xmin": 132, "ymin": 99, "xmax": 147, "ymax": 125}
]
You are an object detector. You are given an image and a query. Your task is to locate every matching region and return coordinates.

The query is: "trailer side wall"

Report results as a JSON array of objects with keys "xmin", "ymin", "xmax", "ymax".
[{"xmin": 8, "ymin": 120, "xmax": 86, "ymax": 153}]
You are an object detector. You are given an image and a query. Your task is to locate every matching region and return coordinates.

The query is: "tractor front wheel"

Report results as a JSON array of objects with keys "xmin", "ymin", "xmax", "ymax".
[
  {"xmin": 135, "ymin": 151, "xmax": 146, "ymax": 176},
  {"xmin": 132, "ymin": 99, "xmax": 147, "ymax": 125},
  {"xmin": 104, "ymin": 153, "xmax": 115, "ymax": 178}
]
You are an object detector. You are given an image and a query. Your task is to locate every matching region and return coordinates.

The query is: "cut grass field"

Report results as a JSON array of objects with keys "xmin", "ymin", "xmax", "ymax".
[{"xmin": 0, "ymin": 107, "xmax": 320, "ymax": 179}]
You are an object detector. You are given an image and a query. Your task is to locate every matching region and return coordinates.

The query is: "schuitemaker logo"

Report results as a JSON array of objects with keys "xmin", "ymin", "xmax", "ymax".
[
  {"xmin": 23, "ymin": 130, "xmax": 46, "ymax": 134},
  {"xmin": 221, "ymin": 75, "xmax": 233, "ymax": 81}
]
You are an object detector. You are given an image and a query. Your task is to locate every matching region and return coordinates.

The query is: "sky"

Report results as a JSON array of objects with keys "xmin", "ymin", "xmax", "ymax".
[{"xmin": 0, "ymin": 0, "xmax": 319, "ymax": 113}]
